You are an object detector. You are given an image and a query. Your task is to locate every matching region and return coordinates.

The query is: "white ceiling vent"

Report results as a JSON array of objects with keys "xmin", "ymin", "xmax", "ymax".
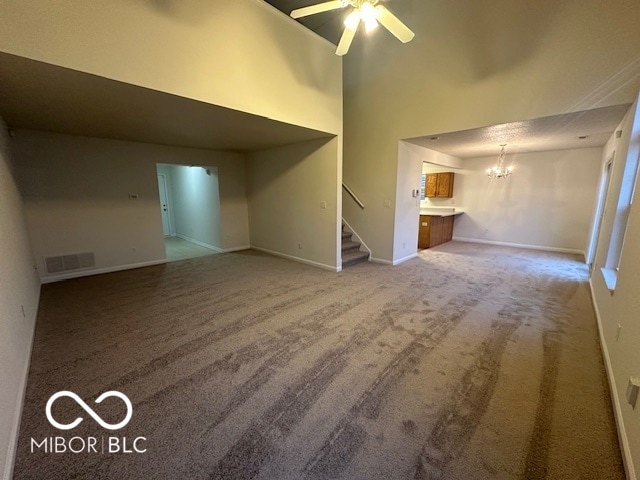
[{"xmin": 45, "ymin": 252, "xmax": 95, "ymax": 274}]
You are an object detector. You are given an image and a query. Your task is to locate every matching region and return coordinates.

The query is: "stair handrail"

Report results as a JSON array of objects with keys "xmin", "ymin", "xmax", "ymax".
[{"xmin": 342, "ymin": 182, "xmax": 365, "ymax": 209}]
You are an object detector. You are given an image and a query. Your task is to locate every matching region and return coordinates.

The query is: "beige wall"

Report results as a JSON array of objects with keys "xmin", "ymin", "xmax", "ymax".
[
  {"xmin": 0, "ymin": 0, "xmax": 342, "ymax": 135},
  {"xmin": 12, "ymin": 130, "xmax": 249, "ymax": 281},
  {"xmin": 247, "ymin": 138, "xmax": 341, "ymax": 271},
  {"xmin": 0, "ymin": 117, "xmax": 40, "ymax": 479},
  {"xmin": 342, "ymin": 0, "xmax": 640, "ymax": 262},
  {"xmin": 590, "ymin": 97, "xmax": 640, "ymax": 479},
  {"xmin": 453, "ymin": 148, "xmax": 603, "ymax": 253}
]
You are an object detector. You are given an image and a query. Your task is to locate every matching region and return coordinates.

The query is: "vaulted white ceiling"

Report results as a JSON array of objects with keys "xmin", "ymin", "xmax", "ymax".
[{"xmin": 265, "ymin": 0, "xmax": 632, "ymax": 158}]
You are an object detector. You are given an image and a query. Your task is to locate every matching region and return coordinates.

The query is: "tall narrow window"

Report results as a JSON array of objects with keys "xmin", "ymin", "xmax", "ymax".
[{"xmin": 587, "ymin": 157, "xmax": 613, "ymax": 270}]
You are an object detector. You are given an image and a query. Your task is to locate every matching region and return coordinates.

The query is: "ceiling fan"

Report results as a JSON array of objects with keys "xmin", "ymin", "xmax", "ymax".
[{"xmin": 290, "ymin": 0, "xmax": 415, "ymax": 56}]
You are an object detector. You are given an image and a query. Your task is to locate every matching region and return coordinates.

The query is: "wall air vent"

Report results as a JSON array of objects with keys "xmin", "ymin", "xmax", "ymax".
[{"xmin": 44, "ymin": 252, "xmax": 95, "ymax": 274}]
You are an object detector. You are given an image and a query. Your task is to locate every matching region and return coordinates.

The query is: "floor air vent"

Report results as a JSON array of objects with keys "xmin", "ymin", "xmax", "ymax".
[{"xmin": 45, "ymin": 252, "xmax": 95, "ymax": 274}]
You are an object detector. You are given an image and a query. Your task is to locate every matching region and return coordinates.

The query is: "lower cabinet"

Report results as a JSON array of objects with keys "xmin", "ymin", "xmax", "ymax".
[
  {"xmin": 418, "ymin": 216, "xmax": 431, "ymax": 249},
  {"xmin": 418, "ymin": 215, "xmax": 454, "ymax": 249}
]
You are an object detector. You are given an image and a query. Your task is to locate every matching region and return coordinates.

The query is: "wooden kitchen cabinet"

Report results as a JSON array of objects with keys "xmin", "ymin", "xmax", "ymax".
[
  {"xmin": 424, "ymin": 172, "xmax": 455, "ymax": 198},
  {"xmin": 425, "ymin": 174, "xmax": 438, "ymax": 198},
  {"xmin": 418, "ymin": 215, "xmax": 455, "ymax": 249},
  {"xmin": 436, "ymin": 172, "xmax": 454, "ymax": 197},
  {"xmin": 418, "ymin": 215, "xmax": 431, "ymax": 249}
]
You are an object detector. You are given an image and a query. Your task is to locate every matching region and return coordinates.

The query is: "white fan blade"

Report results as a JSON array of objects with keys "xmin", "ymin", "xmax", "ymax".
[
  {"xmin": 375, "ymin": 5, "xmax": 415, "ymax": 43},
  {"xmin": 336, "ymin": 25, "xmax": 357, "ymax": 56},
  {"xmin": 291, "ymin": 1, "xmax": 345, "ymax": 19}
]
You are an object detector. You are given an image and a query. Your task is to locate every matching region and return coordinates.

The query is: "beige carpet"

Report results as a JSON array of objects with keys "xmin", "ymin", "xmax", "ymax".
[{"xmin": 13, "ymin": 242, "xmax": 624, "ymax": 479}]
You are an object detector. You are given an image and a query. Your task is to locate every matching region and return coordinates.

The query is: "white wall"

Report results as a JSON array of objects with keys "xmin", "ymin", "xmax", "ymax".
[
  {"xmin": 453, "ymin": 148, "xmax": 602, "ymax": 253},
  {"xmin": 342, "ymin": 0, "xmax": 640, "ymax": 263},
  {"xmin": 247, "ymin": 138, "xmax": 341, "ymax": 271},
  {"xmin": 11, "ymin": 130, "xmax": 249, "ymax": 281},
  {"xmin": 169, "ymin": 165, "xmax": 223, "ymax": 251},
  {"xmin": 391, "ymin": 141, "xmax": 424, "ymax": 263},
  {"xmin": 0, "ymin": 117, "xmax": 40, "ymax": 480},
  {"xmin": 590, "ymin": 97, "xmax": 640, "ymax": 479},
  {"xmin": 0, "ymin": 0, "xmax": 342, "ymax": 135}
]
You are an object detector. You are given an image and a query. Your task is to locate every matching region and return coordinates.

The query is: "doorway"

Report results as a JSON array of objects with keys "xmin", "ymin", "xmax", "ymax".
[
  {"xmin": 157, "ymin": 173, "xmax": 172, "ymax": 236},
  {"xmin": 156, "ymin": 164, "xmax": 223, "ymax": 262}
]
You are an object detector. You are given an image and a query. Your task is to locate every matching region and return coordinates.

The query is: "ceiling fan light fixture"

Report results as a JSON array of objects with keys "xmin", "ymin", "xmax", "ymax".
[
  {"xmin": 291, "ymin": 0, "xmax": 414, "ymax": 55},
  {"xmin": 344, "ymin": 10, "xmax": 361, "ymax": 31},
  {"xmin": 360, "ymin": 2, "xmax": 379, "ymax": 32}
]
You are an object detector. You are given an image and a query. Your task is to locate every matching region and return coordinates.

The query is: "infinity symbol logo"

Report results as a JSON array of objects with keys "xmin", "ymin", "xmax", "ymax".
[{"xmin": 46, "ymin": 391, "xmax": 133, "ymax": 431}]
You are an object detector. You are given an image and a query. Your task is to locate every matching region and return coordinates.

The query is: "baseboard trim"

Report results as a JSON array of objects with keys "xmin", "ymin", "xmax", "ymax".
[
  {"xmin": 392, "ymin": 252, "xmax": 418, "ymax": 265},
  {"xmin": 370, "ymin": 257, "xmax": 392, "ymax": 265},
  {"xmin": 453, "ymin": 237, "xmax": 585, "ymax": 257},
  {"xmin": 41, "ymin": 259, "xmax": 167, "ymax": 284},
  {"xmin": 588, "ymin": 278, "xmax": 636, "ymax": 480},
  {"xmin": 175, "ymin": 234, "xmax": 223, "ymax": 253},
  {"xmin": 223, "ymin": 245, "xmax": 251, "ymax": 253},
  {"xmin": 4, "ymin": 290, "xmax": 39, "ymax": 480},
  {"xmin": 251, "ymin": 246, "xmax": 340, "ymax": 272}
]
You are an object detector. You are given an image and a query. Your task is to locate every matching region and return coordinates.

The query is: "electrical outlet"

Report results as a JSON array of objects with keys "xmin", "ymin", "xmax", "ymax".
[
  {"xmin": 298, "ymin": 243, "xmax": 302, "ymax": 250},
  {"xmin": 320, "ymin": 201, "xmax": 327, "ymax": 209},
  {"xmin": 383, "ymin": 200, "xmax": 391, "ymax": 208}
]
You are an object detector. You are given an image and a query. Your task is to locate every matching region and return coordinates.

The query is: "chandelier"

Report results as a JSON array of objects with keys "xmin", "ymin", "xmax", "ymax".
[{"xmin": 486, "ymin": 144, "xmax": 513, "ymax": 179}]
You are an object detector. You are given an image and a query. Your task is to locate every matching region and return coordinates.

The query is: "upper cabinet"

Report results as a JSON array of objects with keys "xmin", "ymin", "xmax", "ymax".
[
  {"xmin": 425, "ymin": 172, "xmax": 455, "ymax": 198},
  {"xmin": 425, "ymin": 174, "xmax": 438, "ymax": 197}
]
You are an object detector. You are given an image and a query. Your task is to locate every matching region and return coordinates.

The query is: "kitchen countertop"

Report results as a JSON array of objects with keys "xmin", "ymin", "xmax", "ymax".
[{"xmin": 420, "ymin": 209, "xmax": 464, "ymax": 217}]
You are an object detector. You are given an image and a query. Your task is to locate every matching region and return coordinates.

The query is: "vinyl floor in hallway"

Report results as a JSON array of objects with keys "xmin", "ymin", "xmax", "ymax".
[{"xmin": 164, "ymin": 236, "xmax": 218, "ymax": 262}]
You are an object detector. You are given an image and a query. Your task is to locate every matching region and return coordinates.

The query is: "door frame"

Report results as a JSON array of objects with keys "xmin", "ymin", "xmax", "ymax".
[{"xmin": 157, "ymin": 172, "xmax": 174, "ymax": 237}]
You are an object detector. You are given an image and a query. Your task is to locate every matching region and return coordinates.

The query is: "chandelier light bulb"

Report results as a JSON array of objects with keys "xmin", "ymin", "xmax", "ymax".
[{"xmin": 487, "ymin": 145, "xmax": 513, "ymax": 179}]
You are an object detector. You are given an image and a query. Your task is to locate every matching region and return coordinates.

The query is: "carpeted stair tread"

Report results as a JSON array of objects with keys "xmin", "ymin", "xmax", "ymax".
[
  {"xmin": 342, "ymin": 250, "xmax": 369, "ymax": 267},
  {"xmin": 342, "ymin": 241, "xmax": 362, "ymax": 253}
]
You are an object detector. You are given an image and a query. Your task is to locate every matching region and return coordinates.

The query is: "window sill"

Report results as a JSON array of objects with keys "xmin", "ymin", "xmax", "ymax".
[{"xmin": 600, "ymin": 268, "xmax": 618, "ymax": 294}]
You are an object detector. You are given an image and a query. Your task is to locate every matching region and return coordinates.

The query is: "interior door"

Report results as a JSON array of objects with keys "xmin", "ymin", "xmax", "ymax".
[{"xmin": 157, "ymin": 174, "xmax": 171, "ymax": 236}]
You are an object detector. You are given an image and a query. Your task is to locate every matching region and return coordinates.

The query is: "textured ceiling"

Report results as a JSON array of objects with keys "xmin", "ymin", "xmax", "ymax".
[{"xmin": 405, "ymin": 104, "xmax": 630, "ymax": 158}]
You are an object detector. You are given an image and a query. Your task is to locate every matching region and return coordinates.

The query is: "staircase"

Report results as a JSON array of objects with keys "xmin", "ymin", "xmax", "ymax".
[{"xmin": 341, "ymin": 224, "xmax": 369, "ymax": 268}]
